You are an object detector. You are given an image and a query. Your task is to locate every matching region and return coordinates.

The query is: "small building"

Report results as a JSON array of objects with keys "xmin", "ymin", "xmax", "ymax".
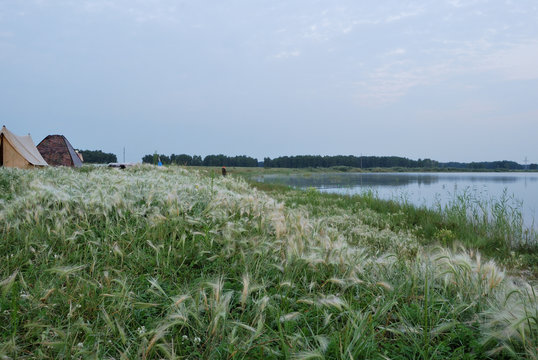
[
  {"xmin": 37, "ymin": 135, "xmax": 83, "ymax": 167},
  {"xmin": 0, "ymin": 125, "xmax": 48, "ymax": 168}
]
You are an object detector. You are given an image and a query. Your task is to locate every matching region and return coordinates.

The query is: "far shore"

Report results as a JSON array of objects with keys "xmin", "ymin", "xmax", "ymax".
[{"xmin": 185, "ymin": 165, "xmax": 538, "ymax": 176}]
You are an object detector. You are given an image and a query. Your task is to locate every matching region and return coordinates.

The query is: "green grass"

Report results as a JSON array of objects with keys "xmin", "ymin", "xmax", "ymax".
[
  {"xmin": 247, "ymin": 178, "xmax": 538, "ymax": 276},
  {"xmin": 0, "ymin": 165, "xmax": 537, "ymax": 359}
]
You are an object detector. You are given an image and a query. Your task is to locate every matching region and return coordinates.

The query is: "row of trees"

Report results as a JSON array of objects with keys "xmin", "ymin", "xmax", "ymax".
[
  {"xmin": 263, "ymin": 155, "xmax": 537, "ymax": 170},
  {"xmin": 202, "ymin": 154, "xmax": 258, "ymax": 167},
  {"xmin": 141, "ymin": 154, "xmax": 259, "ymax": 167},
  {"xmin": 263, "ymin": 155, "xmax": 440, "ymax": 169},
  {"xmin": 78, "ymin": 150, "xmax": 117, "ymax": 163},
  {"xmin": 441, "ymin": 161, "xmax": 535, "ymax": 170},
  {"xmin": 141, "ymin": 154, "xmax": 204, "ymax": 166},
  {"xmin": 139, "ymin": 153, "xmax": 537, "ymax": 170}
]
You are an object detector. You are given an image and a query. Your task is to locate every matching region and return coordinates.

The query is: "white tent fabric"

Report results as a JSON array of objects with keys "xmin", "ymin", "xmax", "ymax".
[{"xmin": 1, "ymin": 126, "xmax": 48, "ymax": 167}]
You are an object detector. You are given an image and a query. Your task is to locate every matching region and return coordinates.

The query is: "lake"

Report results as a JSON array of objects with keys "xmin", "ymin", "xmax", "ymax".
[{"xmin": 254, "ymin": 172, "xmax": 538, "ymax": 229}]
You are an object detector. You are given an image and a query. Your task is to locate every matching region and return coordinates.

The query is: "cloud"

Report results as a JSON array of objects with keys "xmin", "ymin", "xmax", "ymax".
[
  {"xmin": 75, "ymin": 0, "xmax": 180, "ymax": 23},
  {"xmin": 385, "ymin": 48, "xmax": 406, "ymax": 56},
  {"xmin": 355, "ymin": 61, "xmax": 453, "ymax": 105},
  {"xmin": 446, "ymin": 0, "xmax": 488, "ymax": 8},
  {"xmin": 301, "ymin": 18, "xmax": 361, "ymax": 41},
  {"xmin": 447, "ymin": 0, "xmax": 465, "ymax": 7},
  {"xmin": 479, "ymin": 40, "xmax": 538, "ymax": 81},
  {"xmin": 354, "ymin": 37, "xmax": 538, "ymax": 106},
  {"xmin": 385, "ymin": 9, "xmax": 424, "ymax": 23},
  {"xmin": 273, "ymin": 50, "xmax": 301, "ymax": 59},
  {"xmin": 298, "ymin": 5, "xmax": 425, "ymax": 42},
  {"xmin": 81, "ymin": 1, "xmax": 115, "ymax": 13}
]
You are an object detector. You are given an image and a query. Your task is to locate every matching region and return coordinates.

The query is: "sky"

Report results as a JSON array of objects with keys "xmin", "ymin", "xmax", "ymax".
[{"xmin": 1, "ymin": 0, "xmax": 537, "ymax": 163}]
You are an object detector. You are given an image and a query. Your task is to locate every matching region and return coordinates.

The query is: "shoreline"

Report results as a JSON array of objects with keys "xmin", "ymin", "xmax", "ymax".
[{"xmin": 242, "ymin": 173, "xmax": 538, "ymax": 278}]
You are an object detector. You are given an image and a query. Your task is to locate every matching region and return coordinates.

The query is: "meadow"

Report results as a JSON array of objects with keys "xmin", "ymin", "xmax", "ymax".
[{"xmin": 1, "ymin": 166, "xmax": 537, "ymax": 359}]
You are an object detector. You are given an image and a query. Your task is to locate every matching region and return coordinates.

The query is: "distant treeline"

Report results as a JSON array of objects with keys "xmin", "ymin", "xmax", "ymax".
[
  {"xmin": 141, "ymin": 154, "xmax": 259, "ymax": 167},
  {"xmin": 263, "ymin": 155, "xmax": 537, "ymax": 170},
  {"xmin": 264, "ymin": 155, "xmax": 437, "ymax": 169},
  {"xmin": 140, "ymin": 153, "xmax": 537, "ymax": 170},
  {"xmin": 78, "ymin": 150, "xmax": 117, "ymax": 164},
  {"xmin": 441, "ymin": 161, "xmax": 537, "ymax": 170}
]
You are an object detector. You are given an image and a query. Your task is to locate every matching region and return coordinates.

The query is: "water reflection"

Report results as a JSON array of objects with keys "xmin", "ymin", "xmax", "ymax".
[{"xmin": 256, "ymin": 172, "xmax": 538, "ymax": 188}]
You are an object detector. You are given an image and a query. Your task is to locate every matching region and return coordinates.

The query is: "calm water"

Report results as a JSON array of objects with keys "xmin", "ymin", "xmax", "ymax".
[{"xmin": 255, "ymin": 172, "xmax": 538, "ymax": 229}]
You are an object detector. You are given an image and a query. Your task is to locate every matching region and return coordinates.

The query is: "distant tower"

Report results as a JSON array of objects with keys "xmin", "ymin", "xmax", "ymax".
[{"xmin": 524, "ymin": 156, "xmax": 529, "ymax": 170}]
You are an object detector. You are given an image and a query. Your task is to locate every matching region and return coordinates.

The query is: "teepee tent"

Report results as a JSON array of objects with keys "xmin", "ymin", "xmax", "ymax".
[
  {"xmin": 37, "ymin": 135, "xmax": 83, "ymax": 167},
  {"xmin": 0, "ymin": 126, "xmax": 48, "ymax": 168}
]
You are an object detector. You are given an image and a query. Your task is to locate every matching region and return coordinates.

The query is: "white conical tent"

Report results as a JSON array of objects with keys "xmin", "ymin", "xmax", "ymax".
[{"xmin": 0, "ymin": 126, "xmax": 48, "ymax": 168}]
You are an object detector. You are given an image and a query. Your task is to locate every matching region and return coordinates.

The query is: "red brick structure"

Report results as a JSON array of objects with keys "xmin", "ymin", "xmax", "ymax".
[{"xmin": 37, "ymin": 135, "xmax": 83, "ymax": 167}]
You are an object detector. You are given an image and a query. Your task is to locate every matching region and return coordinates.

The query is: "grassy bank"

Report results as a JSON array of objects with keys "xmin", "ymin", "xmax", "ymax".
[
  {"xmin": 247, "ymin": 180, "xmax": 538, "ymax": 277},
  {"xmin": 1, "ymin": 166, "xmax": 537, "ymax": 359}
]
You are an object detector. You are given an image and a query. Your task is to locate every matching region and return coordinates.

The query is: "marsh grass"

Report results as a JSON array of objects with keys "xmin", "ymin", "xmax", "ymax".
[{"xmin": 0, "ymin": 166, "xmax": 537, "ymax": 359}]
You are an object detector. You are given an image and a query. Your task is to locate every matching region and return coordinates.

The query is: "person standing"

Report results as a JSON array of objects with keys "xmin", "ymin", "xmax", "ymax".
[{"xmin": 221, "ymin": 166, "xmax": 227, "ymax": 176}]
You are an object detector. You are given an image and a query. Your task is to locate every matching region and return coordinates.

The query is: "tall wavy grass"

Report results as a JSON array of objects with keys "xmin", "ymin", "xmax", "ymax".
[{"xmin": 0, "ymin": 166, "xmax": 536, "ymax": 359}]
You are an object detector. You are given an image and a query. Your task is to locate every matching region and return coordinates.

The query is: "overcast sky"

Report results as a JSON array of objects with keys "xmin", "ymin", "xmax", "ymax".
[{"xmin": 1, "ymin": 0, "xmax": 537, "ymax": 163}]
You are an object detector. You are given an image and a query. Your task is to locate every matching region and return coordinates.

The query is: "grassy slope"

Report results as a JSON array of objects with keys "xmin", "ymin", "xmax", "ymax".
[{"xmin": 0, "ymin": 166, "xmax": 537, "ymax": 359}]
